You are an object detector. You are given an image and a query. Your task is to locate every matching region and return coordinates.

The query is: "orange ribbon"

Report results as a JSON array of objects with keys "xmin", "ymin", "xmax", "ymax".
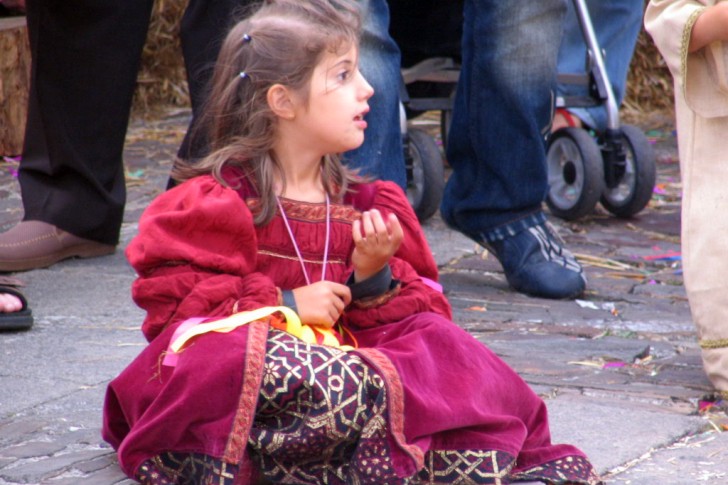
[{"xmin": 164, "ymin": 306, "xmax": 355, "ymax": 366}]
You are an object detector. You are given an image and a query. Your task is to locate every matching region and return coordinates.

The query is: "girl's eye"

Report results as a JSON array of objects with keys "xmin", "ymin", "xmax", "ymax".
[{"xmin": 337, "ymin": 70, "xmax": 351, "ymax": 82}]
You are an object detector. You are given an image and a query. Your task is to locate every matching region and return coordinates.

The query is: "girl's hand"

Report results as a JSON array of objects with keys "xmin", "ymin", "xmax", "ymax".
[
  {"xmin": 351, "ymin": 209, "xmax": 404, "ymax": 281},
  {"xmin": 292, "ymin": 281, "xmax": 351, "ymax": 328}
]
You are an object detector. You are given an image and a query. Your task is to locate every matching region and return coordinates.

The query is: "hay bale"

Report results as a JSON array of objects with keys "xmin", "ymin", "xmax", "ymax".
[
  {"xmin": 623, "ymin": 26, "xmax": 675, "ymax": 126},
  {"xmin": 132, "ymin": 0, "xmax": 188, "ymax": 117},
  {"xmin": 0, "ymin": 16, "xmax": 30, "ymax": 156}
]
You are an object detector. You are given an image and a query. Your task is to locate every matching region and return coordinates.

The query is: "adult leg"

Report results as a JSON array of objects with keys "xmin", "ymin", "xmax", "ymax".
[
  {"xmin": 556, "ymin": 0, "xmax": 643, "ymax": 131},
  {"xmin": 176, "ymin": 0, "xmax": 246, "ymax": 163},
  {"xmin": 0, "ymin": 0, "xmax": 153, "ymax": 271},
  {"xmin": 345, "ymin": 0, "xmax": 406, "ymax": 189},
  {"xmin": 20, "ymin": 0, "xmax": 153, "ymax": 244},
  {"xmin": 441, "ymin": 0, "xmax": 585, "ymax": 299}
]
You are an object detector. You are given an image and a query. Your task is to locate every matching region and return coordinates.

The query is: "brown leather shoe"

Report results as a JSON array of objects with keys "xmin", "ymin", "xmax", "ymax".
[{"xmin": 0, "ymin": 221, "xmax": 115, "ymax": 272}]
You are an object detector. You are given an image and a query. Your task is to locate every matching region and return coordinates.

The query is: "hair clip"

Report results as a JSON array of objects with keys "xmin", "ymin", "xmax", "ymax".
[
  {"xmin": 242, "ymin": 34, "xmax": 252, "ymax": 44},
  {"xmin": 239, "ymin": 71, "xmax": 249, "ymax": 80}
]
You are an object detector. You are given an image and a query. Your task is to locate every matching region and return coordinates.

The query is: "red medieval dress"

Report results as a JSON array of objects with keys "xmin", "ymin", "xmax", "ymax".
[{"xmin": 102, "ymin": 168, "xmax": 601, "ymax": 484}]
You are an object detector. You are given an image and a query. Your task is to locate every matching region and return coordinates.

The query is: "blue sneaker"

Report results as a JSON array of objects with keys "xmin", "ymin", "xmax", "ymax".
[
  {"xmin": 484, "ymin": 222, "xmax": 586, "ymax": 299},
  {"xmin": 448, "ymin": 218, "xmax": 586, "ymax": 299}
]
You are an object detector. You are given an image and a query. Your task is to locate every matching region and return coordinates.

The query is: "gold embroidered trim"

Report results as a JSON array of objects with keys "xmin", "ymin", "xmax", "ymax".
[
  {"xmin": 699, "ymin": 338, "xmax": 728, "ymax": 349},
  {"xmin": 247, "ymin": 197, "xmax": 361, "ymax": 223},
  {"xmin": 355, "ymin": 347, "xmax": 425, "ymax": 472},
  {"xmin": 224, "ymin": 320, "xmax": 268, "ymax": 463},
  {"xmin": 681, "ymin": 7, "xmax": 706, "ymax": 96},
  {"xmin": 419, "ymin": 450, "xmax": 514, "ymax": 482}
]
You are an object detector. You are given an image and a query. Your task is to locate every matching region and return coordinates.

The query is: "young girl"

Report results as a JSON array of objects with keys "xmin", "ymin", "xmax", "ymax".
[
  {"xmin": 645, "ymin": 2, "xmax": 728, "ymax": 399},
  {"xmin": 102, "ymin": 1, "xmax": 601, "ymax": 483}
]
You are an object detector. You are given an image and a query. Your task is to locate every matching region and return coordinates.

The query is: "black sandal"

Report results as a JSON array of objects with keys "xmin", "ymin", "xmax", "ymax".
[{"xmin": 0, "ymin": 284, "xmax": 33, "ymax": 331}]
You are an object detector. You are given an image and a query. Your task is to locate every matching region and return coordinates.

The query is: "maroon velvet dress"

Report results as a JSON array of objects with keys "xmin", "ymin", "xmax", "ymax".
[{"xmin": 102, "ymin": 169, "xmax": 601, "ymax": 484}]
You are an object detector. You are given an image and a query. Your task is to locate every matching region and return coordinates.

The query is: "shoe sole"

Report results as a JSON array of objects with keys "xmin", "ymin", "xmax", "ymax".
[
  {"xmin": 0, "ymin": 243, "xmax": 116, "ymax": 272},
  {"xmin": 0, "ymin": 309, "xmax": 33, "ymax": 331}
]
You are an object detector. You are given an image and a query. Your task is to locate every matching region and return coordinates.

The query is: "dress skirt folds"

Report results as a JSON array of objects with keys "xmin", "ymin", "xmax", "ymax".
[
  {"xmin": 102, "ymin": 172, "xmax": 601, "ymax": 484},
  {"xmin": 106, "ymin": 321, "xmax": 599, "ymax": 484}
]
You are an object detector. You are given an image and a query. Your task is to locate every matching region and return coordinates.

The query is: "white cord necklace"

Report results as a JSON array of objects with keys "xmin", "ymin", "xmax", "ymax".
[{"xmin": 276, "ymin": 193, "xmax": 331, "ymax": 285}]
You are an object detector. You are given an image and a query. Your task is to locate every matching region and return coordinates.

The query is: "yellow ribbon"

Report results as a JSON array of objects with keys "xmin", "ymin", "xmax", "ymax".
[{"xmin": 169, "ymin": 306, "xmax": 353, "ymax": 354}]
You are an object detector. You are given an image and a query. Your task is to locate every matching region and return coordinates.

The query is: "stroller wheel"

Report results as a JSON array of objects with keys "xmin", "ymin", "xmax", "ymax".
[
  {"xmin": 546, "ymin": 127, "xmax": 605, "ymax": 220},
  {"xmin": 405, "ymin": 127, "xmax": 444, "ymax": 222},
  {"xmin": 600, "ymin": 124, "xmax": 656, "ymax": 218}
]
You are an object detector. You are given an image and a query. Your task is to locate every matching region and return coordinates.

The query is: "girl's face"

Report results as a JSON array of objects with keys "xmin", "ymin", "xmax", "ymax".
[{"xmin": 292, "ymin": 44, "xmax": 374, "ymax": 155}]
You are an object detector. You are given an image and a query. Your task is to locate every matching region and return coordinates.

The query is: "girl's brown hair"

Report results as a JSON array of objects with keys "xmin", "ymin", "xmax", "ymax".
[{"xmin": 172, "ymin": 0, "xmax": 365, "ymax": 225}]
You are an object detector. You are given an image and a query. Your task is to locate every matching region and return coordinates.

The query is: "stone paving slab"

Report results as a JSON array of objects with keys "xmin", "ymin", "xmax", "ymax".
[
  {"xmin": 546, "ymin": 394, "xmax": 706, "ymax": 474},
  {"xmin": 605, "ymin": 431, "xmax": 728, "ymax": 484},
  {"xmin": 1, "ymin": 111, "xmax": 726, "ymax": 483}
]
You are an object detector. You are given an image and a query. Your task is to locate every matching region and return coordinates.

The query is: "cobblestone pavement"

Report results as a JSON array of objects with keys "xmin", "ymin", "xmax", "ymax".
[{"xmin": 1, "ymin": 110, "xmax": 727, "ymax": 484}]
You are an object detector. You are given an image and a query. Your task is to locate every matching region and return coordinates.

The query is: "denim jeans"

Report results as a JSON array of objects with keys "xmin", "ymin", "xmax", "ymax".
[
  {"xmin": 345, "ymin": 0, "xmax": 406, "ymax": 189},
  {"xmin": 556, "ymin": 0, "xmax": 643, "ymax": 131},
  {"xmin": 441, "ymin": 0, "xmax": 567, "ymax": 240}
]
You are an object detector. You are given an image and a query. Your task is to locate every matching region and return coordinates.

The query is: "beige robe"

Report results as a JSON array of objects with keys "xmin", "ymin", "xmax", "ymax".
[{"xmin": 645, "ymin": 0, "xmax": 728, "ymax": 395}]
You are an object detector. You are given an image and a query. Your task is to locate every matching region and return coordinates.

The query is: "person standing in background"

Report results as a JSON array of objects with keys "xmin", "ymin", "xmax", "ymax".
[
  {"xmin": 0, "ymin": 0, "xmax": 239, "ymax": 271},
  {"xmin": 645, "ymin": 0, "xmax": 728, "ymax": 400},
  {"xmin": 440, "ymin": 0, "xmax": 587, "ymax": 300}
]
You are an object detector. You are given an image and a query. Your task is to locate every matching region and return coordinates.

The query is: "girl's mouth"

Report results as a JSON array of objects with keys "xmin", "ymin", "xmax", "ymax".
[{"xmin": 354, "ymin": 112, "xmax": 368, "ymax": 129}]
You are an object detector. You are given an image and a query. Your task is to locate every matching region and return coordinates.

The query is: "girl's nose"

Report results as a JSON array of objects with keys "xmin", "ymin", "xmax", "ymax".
[{"xmin": 358, "ymin": 71, "xmax": 374, "ymax": 100}]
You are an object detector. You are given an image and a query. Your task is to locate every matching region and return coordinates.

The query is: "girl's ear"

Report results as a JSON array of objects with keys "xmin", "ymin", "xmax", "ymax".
[{"xmin": 267, "ymin": 84, "xmax": 297, "ymax": 120}]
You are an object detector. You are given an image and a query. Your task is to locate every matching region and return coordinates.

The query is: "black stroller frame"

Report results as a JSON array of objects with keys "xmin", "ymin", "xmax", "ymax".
[{"xmin": 394, "ymin": 0, "xmax": 656, "ymax": 222}]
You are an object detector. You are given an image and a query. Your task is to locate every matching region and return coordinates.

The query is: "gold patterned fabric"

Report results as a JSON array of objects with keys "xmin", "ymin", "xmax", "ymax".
[
  {"xmin": 248, "ymin": 329, "xmax": 399, "ymax": 484},
  {"xmin": 136, "ymin": 452, "xmax": 238, "ymax": 484},
  {"xmin": 512, "ymin": 455, "xmax": 602, "ymax": 484},
  {"xmin": 414, "ymin": 450, "xmax": 515, "ymax": 484},
  {"xmin": 411, "ymin": 450, "xmax": 600, "ymax": 484}
]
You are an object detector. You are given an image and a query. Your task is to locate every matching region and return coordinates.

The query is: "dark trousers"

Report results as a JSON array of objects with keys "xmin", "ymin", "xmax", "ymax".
[{"xmin": 20, "ymin": 0, "xmax": 241, "ymax": 245}]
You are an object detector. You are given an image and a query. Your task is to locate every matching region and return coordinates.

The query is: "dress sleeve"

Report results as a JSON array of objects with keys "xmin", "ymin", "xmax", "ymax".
[
  {"xmin": 645, "ymin": 1, "xmax": 728, "ymax": 117},
  {"xmin": 343, "ymin": 181, "xmax": 452, "ymax": 329},
  {"xmin": 126, "ymin": 176, "xmax": 279, "ymax": 341},
  {"xmin": 645, "ymin": 1, "xmax": 703, "ymax": 84}
]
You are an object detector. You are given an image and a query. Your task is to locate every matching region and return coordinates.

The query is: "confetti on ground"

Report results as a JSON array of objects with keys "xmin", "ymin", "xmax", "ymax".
[
  {"xmin": 467, "ymin": 306, "xmax": 487, "ymax": 312},
  {"xmin": 643, "ymin": 251, "xmax": 681, "ymax": 262},
  {"xmin": 1, "ymin": 156, "xmax": 20, "ymax": 177}
]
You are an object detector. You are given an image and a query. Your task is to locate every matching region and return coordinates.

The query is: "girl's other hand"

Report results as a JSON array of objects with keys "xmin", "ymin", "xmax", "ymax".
[
  {"xmin": 292, "ymin": 281, "xmax": 351, "ymax": 328},
  {"xmin": 351, "ymin": 209, "xmax": 403, "ymax": 281}
]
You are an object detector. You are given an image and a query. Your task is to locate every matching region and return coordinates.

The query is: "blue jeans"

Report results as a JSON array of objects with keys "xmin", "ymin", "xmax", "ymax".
[
  {"xmin": 557, "ymin": 0, "xmax": 643, "ymax": 131},
  {"xmin": 441, "ymin": 0, "xmax": 567, "ymax": 240},
  {"xmin": 344, "ymin": 0, "xmax": 406, "ymax": 189}
]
